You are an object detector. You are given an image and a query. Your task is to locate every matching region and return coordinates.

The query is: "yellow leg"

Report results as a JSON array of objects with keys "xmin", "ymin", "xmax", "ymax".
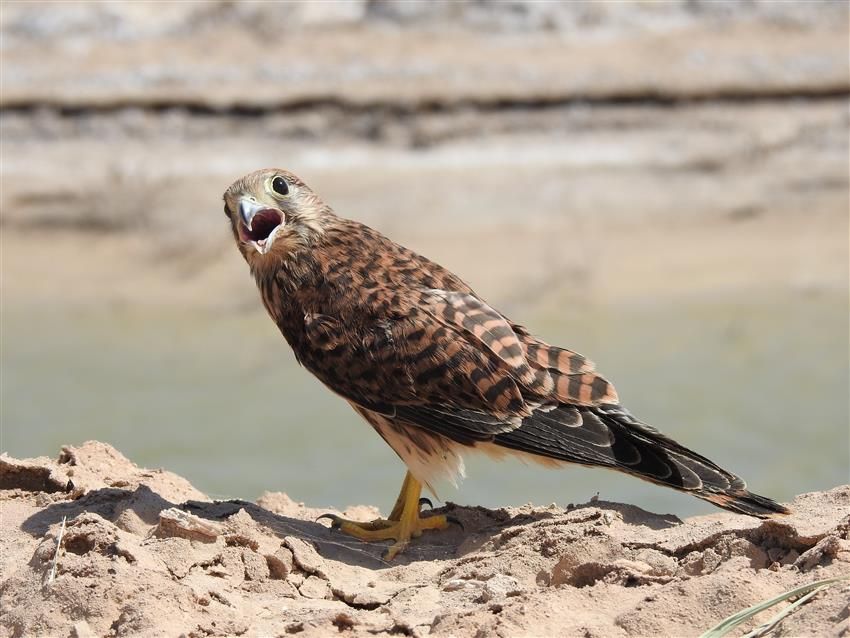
[
  {"xmin": 387, "ymin": 471, "xmax": 419, "ymax": 521},
  {"xmin": 318, "ymin": 471, "xmax": 449, "ymax": 559}
]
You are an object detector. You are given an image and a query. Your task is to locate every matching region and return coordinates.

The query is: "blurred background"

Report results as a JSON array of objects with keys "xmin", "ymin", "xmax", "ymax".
[{"xmin": 2, "ymin": 1, "xmax": 848, "ymax": 517}]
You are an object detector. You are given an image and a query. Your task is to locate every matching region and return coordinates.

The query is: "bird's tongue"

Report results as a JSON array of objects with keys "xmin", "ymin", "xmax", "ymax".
[{"xmin": 244, "ymin": 209, "xmax": 283, "ymax": 242}]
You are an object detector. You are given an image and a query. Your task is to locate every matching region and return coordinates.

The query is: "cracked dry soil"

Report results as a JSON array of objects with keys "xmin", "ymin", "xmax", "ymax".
[{"xmin": 1, "ymin": 442, "xmax": 848, "ymax": 637}]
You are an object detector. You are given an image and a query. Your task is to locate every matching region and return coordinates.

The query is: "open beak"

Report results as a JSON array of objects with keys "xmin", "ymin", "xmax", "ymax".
[{"xmin": 237, "ymin": 197, "xmax": 285, "ymax": 255}]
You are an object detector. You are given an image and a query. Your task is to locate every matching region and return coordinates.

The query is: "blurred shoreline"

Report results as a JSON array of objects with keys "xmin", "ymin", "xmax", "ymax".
[
  {"xmin": 3, "ymin": 2, "xmax": 847, "ymax": 108},
  {"xmin": 3, "ymin": 1, "xmax": 847, "ymax": 313},
  {"xmin": 3, "ymin": 98, "xmax": 848, "ymax": 312}
]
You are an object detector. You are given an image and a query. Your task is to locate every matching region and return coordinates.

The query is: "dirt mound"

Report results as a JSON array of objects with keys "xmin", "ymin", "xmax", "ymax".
[{"xmin": 1, "ymin": 442, "xmax": 848, "ymax": 637}]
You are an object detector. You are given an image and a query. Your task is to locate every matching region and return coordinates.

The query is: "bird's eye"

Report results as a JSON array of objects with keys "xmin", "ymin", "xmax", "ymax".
[{"xmin": 271, "ymin": 176, "xmax": 289, "ymax": 196}]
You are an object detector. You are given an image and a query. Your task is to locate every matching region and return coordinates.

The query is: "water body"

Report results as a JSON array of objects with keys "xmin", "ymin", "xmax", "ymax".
[{"xmin": 4, "ymin": 289, "xmax": 847, "ymax": 518}]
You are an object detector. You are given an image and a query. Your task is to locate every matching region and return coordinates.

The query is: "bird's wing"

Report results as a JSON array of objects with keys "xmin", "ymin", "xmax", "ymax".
[
  {"xmin": 303, "ymin": 291, "xmax": 530, "ymax": 425},
  {"xmin": 417, "ymin": 290, "xmax": 618, "ymax": 406},
  {"xmin": 511, "ymin": 323, "xmax": 619, "ymax": 405},
  {"xmin": 302, "ymin": 288, "xmax": 617, "ymax": 439}
]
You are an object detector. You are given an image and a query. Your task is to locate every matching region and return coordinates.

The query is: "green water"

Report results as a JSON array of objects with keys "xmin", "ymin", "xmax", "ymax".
[{"xmin": 3, "ymin": 289, "xmax": 848, "ymax": 518}]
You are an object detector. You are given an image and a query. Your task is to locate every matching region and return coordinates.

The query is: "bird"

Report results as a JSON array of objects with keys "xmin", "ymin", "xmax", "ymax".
[{"xmin": 222, "ymin": 168, "xmax": 789, "ymax": 559}]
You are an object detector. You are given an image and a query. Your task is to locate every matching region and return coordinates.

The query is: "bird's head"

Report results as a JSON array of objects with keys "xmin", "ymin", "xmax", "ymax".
[{"xmin": 222, "ymin": 168, "xmax": 332, "ymax": 267}]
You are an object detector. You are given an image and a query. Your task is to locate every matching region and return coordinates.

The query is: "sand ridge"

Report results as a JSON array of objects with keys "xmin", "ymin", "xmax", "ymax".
[{"xmin": 1, "ymin": 442, "xmax": 848, "ymax": 637}]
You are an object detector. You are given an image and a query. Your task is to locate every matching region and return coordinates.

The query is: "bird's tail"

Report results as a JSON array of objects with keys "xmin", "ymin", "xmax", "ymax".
[
  {"xmin": 696, "ymin": 483, "xmax": 791, "ymax": 518},
  {"xmin": 493, "ymin": 403, "xmax": 790, "ymax": 518}
]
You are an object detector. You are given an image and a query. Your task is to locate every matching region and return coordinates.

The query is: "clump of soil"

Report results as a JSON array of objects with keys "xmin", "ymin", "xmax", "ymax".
[{"xmin": 1, "ymin": 442, "xmax": 848, "ymax": 637}]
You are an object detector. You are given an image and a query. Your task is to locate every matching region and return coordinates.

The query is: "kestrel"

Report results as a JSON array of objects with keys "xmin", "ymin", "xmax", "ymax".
[{"xmin": 222, "ymin": 169, "xmax": 789, "ymax": 559}]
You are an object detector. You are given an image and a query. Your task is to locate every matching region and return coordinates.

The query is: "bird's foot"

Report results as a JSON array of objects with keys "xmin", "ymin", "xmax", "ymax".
[
  {"xmin": 317, "ymin": 472, "xmax": 454, "ymax": 560},
  {"xmin": 318, "ymin": 510, "xmax": 450, "ymax": 560}
]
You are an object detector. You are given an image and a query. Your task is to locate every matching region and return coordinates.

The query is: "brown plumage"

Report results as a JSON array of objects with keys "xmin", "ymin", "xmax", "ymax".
[{"xmin": 222, "ymin": 168, "xmax": 788, "ymax": 556}]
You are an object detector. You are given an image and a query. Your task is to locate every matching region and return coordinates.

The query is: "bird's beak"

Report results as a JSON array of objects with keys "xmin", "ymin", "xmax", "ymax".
[
  {"xmin": 239, "ymin": 198, "xmax": 266, "ymax": 230},
  {"xmin": 236, "ymin": 197, "xmax": 285, "ymax": 255}
]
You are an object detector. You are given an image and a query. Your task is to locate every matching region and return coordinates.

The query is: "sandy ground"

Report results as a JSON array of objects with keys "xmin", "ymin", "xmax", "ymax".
[{"xmin": 1, "ymin": 442, "xmax": 848, "ymax": 637}]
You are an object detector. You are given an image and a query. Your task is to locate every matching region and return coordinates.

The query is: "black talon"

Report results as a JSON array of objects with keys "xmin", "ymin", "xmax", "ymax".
[
  {"xmin": 446, "ymin": 515, "xmax": 464, "ymax": 531},
  {"xmin": 418, "ymin": 497, "xmax": 433, "ymax": 511},
  {"xmin": 316, "ymin": 513, "xmax": 342, "ymax": 529}
]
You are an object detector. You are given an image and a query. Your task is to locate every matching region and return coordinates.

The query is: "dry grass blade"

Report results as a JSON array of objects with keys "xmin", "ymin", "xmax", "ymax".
[
  {"xmin": 46, "ymin": 515, "xmax": 67, "ymax": 586},
  {"xmin": 743, "ymin": 585, "xmax": 829, "ymax": 638},
  {"xmin": 699, "ymin": 575, "xmax": 850, "ymax": 638}
]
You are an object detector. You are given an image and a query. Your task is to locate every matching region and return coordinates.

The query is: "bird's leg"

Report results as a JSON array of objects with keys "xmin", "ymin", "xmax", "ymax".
[
  {"xmin": 318, "ymin": 471, "xmax": 449, "ymax": 559},
  {"xmin": 321, "ymin": 472, "xmax": 419, "ymax": 531},
  {"xmin": 386, "ymin": 471, "xmax": 414, "ymax": 521}
]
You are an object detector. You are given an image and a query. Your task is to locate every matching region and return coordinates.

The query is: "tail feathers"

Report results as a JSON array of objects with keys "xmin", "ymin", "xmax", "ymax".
[
  {"xmin": 699, "ymin": 487, "xmax": 790, "ymax": 518},
  {"xmin": 493, "ymin": 403, "xmax": 790, "ymax": 518}
]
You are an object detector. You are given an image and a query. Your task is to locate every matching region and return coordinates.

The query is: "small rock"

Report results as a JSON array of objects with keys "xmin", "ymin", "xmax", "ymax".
[
  {"xmin": 681, "ymin": 551, "xmax": 704, "ymax": 576},
  {"xmin": 701, "ymin": 548, "xmax": 722, "ymax": 574},
  {"xmin": 334, "ymin": 580, "xmax": 405, "ymax": 607},
  {"xmin": 481, "ymin": 575, "xmax": 522, "ymax": 601},
  {"xmin": 226, "ymin": 534, "xmax": 260, "ymax": 551},
  {"xmin": 284, "ymin": 536, "xmax": 328, "ymax": 579},
  {"xmin": 71, "ymin": 620, "xmax": 96, "ymax": 638},
  {"xmin": 256, "ymin": 492, "xmax": 304, "ymax": 516},
  {"xmin": 341, "ymin": 504, "xmax": 381, "ymax": 521},
  {"xmin": 442, "ymin": 578, "xmax": 483, "ymax": 592},
  {"xmin": 332, "ymin": 612, "xmax": 357, "ymax": 632},
  {"xmin": 597, "ymin": 512, "xmax": 617, "ymax": 526},
  {"xmin": 0, "ymin": 453, "xmax": 70, "ymax": 493},
  {"xmin": 767, "ymin": 547, "xmax": 785, "ymax": 563},
  {"xmin": 726, "ymin": 538, "xmax": 769, "ymax": 569},
  {"xmin": 218, "ymin": 547, "xmax": 246, "ymax": 586},
  {"xmin": 113, "ymin": 508, "xmax": 150, "ymax": 537},
  {"xmin": 195, "ymin": 619, "xmax": 249, "ymax": 636},
  {"xmin": 35, "ymin": 492, "xmax": 55, "ymax": 507},
  {"xmin": 266, "ymin": 547, "xmax": 294, "ymax": 580},
  {"xmin": 299, "ymin": 575, "xmax": 331, "ymax": 599},
  {"xmin": 242, "ymin": 547, "xmax": 270, "ymax": 581},
  {"xmin": 156, "ymin": 508, "xmax": 221, "ymax": 543},
  {"xmin": 113, "ymin": 541, "xmax": 137, "ymax": 564},
  {"xmin": 635, "ymin": 549, "xmax": 678, "ymax": 577},
  {"xmin": 151, "ymin": 537, "xmax": 196, "ymax": 579},
  {"xmin": 226, "ymin": 508, "xmax": 255, "ymax": 527},
  {"xmin": 795, "ymin": 535, "xmax": 843, "ymax": 571},
  {"xmin": 207, "ymin": 565, "xmax": 230, "ymax": 578},
  {"xmin": 223, "ymin": 509, "xmax": 262, "ymax": 551}
]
